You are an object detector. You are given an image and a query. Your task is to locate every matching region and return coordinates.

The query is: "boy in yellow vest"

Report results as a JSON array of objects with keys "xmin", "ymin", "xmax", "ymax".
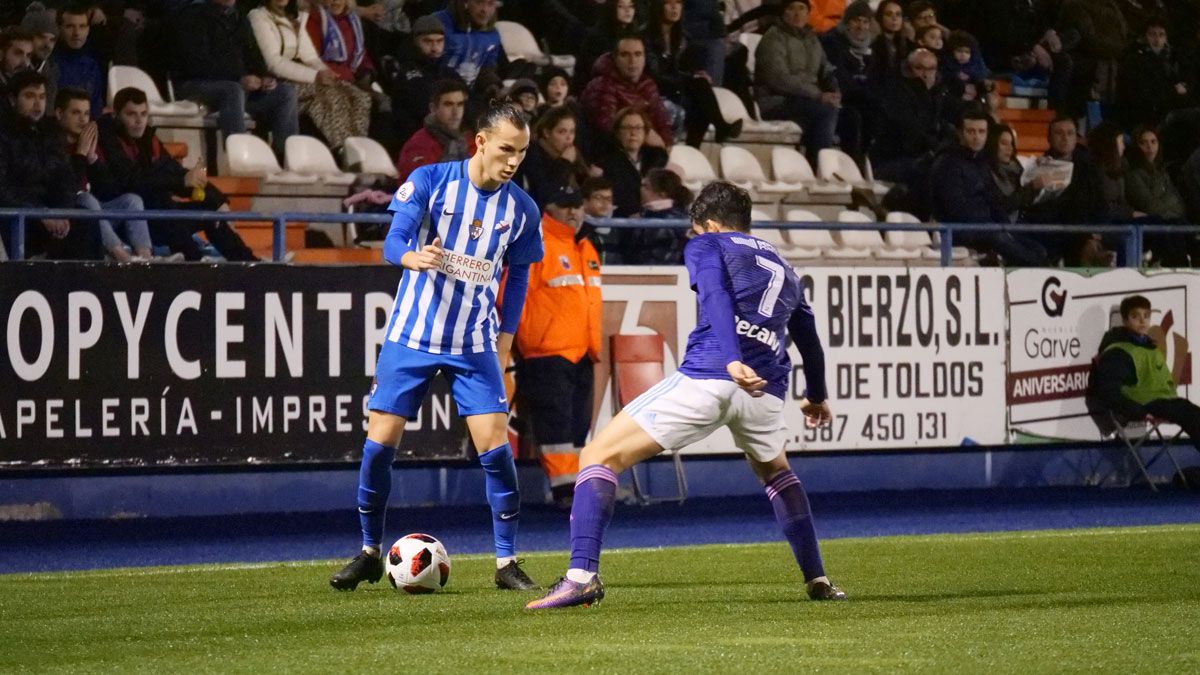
[{"xmin": 1090, "ymin": 295, "xmax": 1200, "ymax": 443}]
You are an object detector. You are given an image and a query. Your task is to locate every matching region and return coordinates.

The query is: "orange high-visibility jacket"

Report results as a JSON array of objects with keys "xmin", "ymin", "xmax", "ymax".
[
  {"xmin": 511, "ymin": 213, "xmax": 602, "ymax": 362},
  {"xmin": 808, "ymin": 0, "xmax": 845, "ymax": 33}
]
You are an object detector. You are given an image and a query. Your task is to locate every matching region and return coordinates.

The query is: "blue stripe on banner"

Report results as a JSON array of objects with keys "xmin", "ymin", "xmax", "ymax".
[{"xmin": 624, "ymin": 372, "xmax": 683, "ymax": 418}]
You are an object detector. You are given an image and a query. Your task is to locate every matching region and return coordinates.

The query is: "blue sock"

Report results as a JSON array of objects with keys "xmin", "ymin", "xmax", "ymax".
[
  {"xmin": 479, "ymin": 443, "xmax": 520, "ymax": 558},
  {"xmin": 765, "ymin": 470, "xmax": 825, "ymax": 581},
  {"xmin": 568, "ymin": 464, "xmax": 618, "ymax": 573},
  {"xmin": 357, "ymin": 439, "xmax": 394, "ymax": 550}
]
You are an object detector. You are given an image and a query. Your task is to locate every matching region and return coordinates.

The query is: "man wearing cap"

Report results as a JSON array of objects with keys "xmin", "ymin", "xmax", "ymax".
[
  {"xmin": 506, "ymin": 184, "xmax": 603, "ymax": 508},
  {"xmin": 384, "ymin": 14, "xmax": 461, "ymax": 141},
  {"xmin": 21, "ymin": 2, "xmax": 59, "ymax": 106},
  {"xmin": 505, "ymin": 78, "xmax": 540, "ymax": 122}
]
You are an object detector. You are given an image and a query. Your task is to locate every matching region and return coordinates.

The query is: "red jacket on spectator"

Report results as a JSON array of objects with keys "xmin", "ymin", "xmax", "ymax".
[
  {"xmin": 395, "ymin": 127, "xmax": 477, "ymax": 182},
  {"xmin": 305, "ymin": 9, "xmax": 375, "ymax": 82},
  {"xmin": 580, "ymin": 53, "xmax": 674, "ymax": 145}
]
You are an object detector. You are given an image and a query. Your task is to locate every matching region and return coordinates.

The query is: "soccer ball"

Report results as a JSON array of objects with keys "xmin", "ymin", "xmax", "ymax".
[{"xmin": 385, "ymin": 533, "xmax": 451, "ymax": 594}]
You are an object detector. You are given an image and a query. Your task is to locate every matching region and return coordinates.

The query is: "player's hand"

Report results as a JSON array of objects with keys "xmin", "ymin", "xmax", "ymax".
[
  {"xmin": 800, "ymin": 399, "xmax": 833, "ymax": 428},
  {"xmin": 727, "ymin": 361, "xmax": 766, "ymax": 397},
  {"xmin": 401, "ymin": 237, "xmax": 444, "ymax": 271}
]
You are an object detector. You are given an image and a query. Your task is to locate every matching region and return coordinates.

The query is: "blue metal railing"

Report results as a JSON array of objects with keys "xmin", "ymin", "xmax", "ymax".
[{"xmin": 3, "ymin": 208, "xmax": 1198, "ymax": 267}]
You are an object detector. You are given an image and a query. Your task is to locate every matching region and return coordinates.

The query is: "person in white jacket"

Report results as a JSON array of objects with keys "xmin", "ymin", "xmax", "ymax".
[{"xmin": 249, "ymin": 0, "xmax": 372, "ymax": 149}]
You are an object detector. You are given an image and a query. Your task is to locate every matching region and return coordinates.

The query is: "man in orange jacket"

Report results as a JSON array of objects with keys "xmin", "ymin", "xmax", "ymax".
[{"xmin": 513, "ymin": 184, "xmax": 602, "ymax": 508}]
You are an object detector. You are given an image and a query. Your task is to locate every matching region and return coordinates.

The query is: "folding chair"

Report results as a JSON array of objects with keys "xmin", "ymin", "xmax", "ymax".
[
  {"xmin": 610, "ymin": 334, "xmax": 687, "ymax": 504},
  {"xmin": 1101, "ymin": 413, "xmax": 1190, "ymax": 491}
]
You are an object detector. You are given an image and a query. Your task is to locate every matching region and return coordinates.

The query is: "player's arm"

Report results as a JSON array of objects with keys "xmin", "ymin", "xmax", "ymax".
[
  {"xmin": 382, "ymin": 169, "xmax": 443, "ymax": 269},
  {"xmin": 496, "ymin": 198, "xmax": 544, "ymax": 364},
  {"xmin": 686, "ymin": 238, "xmax": 765, "ymax": 395},
  {"xmin": 788, "ymin": 301, "xmax": 832, "ymax": 427}
]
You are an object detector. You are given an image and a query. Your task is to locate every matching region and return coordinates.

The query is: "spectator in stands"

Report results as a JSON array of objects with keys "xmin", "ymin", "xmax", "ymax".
[
  {"xmin": 250, "ymin": 0, "xmax": 372, "ymax": 151},
  {"xmin": 505, "ymin": 78, "xmax": 541, "ymax": 122},
  {"xmin": 0, "ymin": 28, "xmax": 34, "ymax": 95},
  {"xmin": 755, "ymin": 0, "xmax": 840, "ymax": 165},
  {"xmin": 580, "ymin": 174, "xmax": 616, "ymax": 260},
  {"xmin": 871, "ymin": 48, "xmax": 956, "ymax": 185},
  {"xmin": 1088, "ymin": 294, "xmax": 1200, "ymax": 443},
  {"xmin": 173, "ymin": 0, "xmax": 299, "ymax": 157},
  {"xmin": 355, "ymin": 0, "xmax": 410, "ymax": 68},
  {"xmin": 514, "ymin": 104, "xmax": 593, "ymax": 207},
  {"xmin": 581, "ymin": 34, "xmax": 674, "ymax": 149},
  {"xmin": 1056, "ymin": 0, "xmax": 1127, "ymax": 116},
  {"xmin": 807, "ymin": 0, "xmax": 845, "ymax": 34},
  {"xmin": 1127, "ymin": 126, "xmax": 1193, "ymax": 265},
  {"xmin": 306, "ymin": 0, "xmax": 381, "ymax": 91},
  {"xmin": 680, "ymin": 0, "xmax": 727, "ymax": 86},
  {"xmin": 99, "ymin": 87, "xmax": 260, "ymax": 262},
  {"xmin": 988, "ymin": 123, "xmax": 1041, "ymax": 224},
  {"xmin": 578, "ymin": 0, "xmax": 641, "ymax": 88},
  {"xmin": 434, "ymin": 0, "xmax": 501, "ymax": 87},
  {"xmin": 540, "ymin": 66, "xmax": 573, "ymax": 109},
  {"xmin": 1117, "ymin": 17, "xmax": 1194, "ymax": 130},
  {"xmin": 21, "ymin": 3, "xmax": 58, "ymax": 108},
  {"xmin": 930, "ymin": 109, "xmax": 1048, "ymax": 266},
  {"xmin": 611, "ymin": 166, "xmax": 690, "ymax": 264},
  {"xmin": 593, "ymin": 107, "xmax": 669, "ymax": 217},
  {"xmin": 1022, "ymin": 116, "xmax": 1111, "ymax": 265},
  {"xmin": 906, "ymin": 1, "xmax": 945, "ymax": 41},
  {"xmin": 55, "ymin": 88, "xmax": 166, "ymax": 263},
  {"xmin": 382, "ymin": 14, "xmax": 460, "ymax": 143},
  {"xmin": 820, "ymin": 1, "xmax": 876, "ymax": 161},
  {"xmin": 645, "ymin": 0, "xmax": 740, "ymax": 147},
  {"xmin": 52, "ymin": 4, "xmax": 105, "ymax": 117},
  {"xmin": 869, "ymin": 0, "xmax": 912, "ymax": 84},
  {"xmin": 0, "ymin": 71, "xmax": 99, "ymax": 260},
  {"xmin": 394, "ymin": 78, "xmax": 475, "ymax": 181},
  {"xmin": 915, "ymin": 24, "xmax": 943, "ymax": 58},
  {"xmin": 976, "ymin": 0, "xmax": 1070, "ymax": 112},
  {"xmin": 942, "ymin": 30, "xmax": 989, "ymax": 103}
]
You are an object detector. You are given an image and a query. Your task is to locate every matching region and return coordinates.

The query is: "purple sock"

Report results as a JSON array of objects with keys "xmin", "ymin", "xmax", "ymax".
[
  {"xmin": 568, "ymin": 464, "xmax": 618, "ymax": 573},
  {"xmin": 765, "ymin": 470, "xmax": 826, "ymax": 581}
]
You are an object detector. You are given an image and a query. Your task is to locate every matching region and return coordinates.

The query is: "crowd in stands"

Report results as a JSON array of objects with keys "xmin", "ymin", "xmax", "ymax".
[{"xmin": 2, "ymin": 0, "xmax": 1200, "ymax": 267}]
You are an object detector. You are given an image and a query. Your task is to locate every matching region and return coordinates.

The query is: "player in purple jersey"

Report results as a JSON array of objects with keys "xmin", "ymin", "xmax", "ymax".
[
  {"xmin": 527, "ymin": 181, "xmax": 845, "ymax": 609},
  {"xmin": 330, "ymin": 100, "xmax": 544, "ymax": 592}
]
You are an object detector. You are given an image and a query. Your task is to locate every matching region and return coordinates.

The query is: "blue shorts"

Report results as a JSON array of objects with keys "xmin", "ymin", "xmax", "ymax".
[{"xmin": 369, "ymin": 341, "xmax": 508, "ymax": 418}]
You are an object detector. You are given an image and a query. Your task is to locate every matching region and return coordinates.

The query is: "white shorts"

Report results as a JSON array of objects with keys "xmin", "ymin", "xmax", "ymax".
[{"xmin": 623, "ymin": 372, "xmax": 789, "ymax": 463}]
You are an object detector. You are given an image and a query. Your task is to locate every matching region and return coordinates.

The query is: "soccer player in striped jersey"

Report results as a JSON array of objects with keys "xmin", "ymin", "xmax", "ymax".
[
  {"xmin": 331, "ymin": 100, "xmax": 544, "ymax": 592},
  {"xmin": 527, "ymin": 181, "xmax": 846, "ymax": 609}
]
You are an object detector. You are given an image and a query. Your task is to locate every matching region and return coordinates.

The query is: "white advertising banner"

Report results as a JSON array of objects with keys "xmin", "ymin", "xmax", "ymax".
[
  {"xmin": 1006, "ymin": 269, "xmax": 1200, "ymax": 441},
  {"xmin": 595, "ymin": 267, "xmax": 1009, "ymax": 453}
]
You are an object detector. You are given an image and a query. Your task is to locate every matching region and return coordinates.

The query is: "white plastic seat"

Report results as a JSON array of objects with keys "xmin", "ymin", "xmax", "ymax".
[
  {"xmin": 719, "ymin": 146, "xmax": 792, "ymax": 193},
  {"xmin": 226, "ymin": 134, "xmax": 316, "ymax": 184},
  {"xmin": 885, "ymin": 212, "xmax": 970, "ymax": 262},
  {"xmin": 827, "ymin": 210, "xmax": 885, "ymax": 258},
  {"xmin": 739, "ymin": 33, "xmax": 762, "ymax": 76},
  {"xmin": 772, "ymin": 146, "xmax": 849, "ymax": 195},
  {"xmin": 107, "ymin": 65, "xmax": 202, "ymax": 116},
  {"xmin": 495, "ymin": 21, "xmax": 575, "ymax": 72},
  {"xmin": 818, "ymin": 148, "xmax": 889, "ymax": 196},
  {"xmin": 285, "ymin": 135, "xmax": 356, "ymax": 185},
  {"xmin": 342, "ymin": 136, "xmax": 398, "ymax": 178},
  {"xmin": 711, "ymin": 87, "xmax": 802, "ymax": 137},
  {"xmin": 779, "ymin": 209, "xmax": 835, "ymax": 258},
  {"xmin": 668, "ymin": 145, "xmax": 717, "ymax": 191}
]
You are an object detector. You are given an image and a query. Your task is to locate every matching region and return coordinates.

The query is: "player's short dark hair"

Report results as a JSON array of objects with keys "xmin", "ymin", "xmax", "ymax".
[
  {"xmin": 582, "ymin": 176, "xmax": 613, "ymax": 197},
  {"xmin": 475, "ymin": 98, "xmax": 528, "ymax": 135},
  {"xmin": 7, "ymin": 69, "xmax": 47, "ymax": 98},
  {"xmin": 54, "ymin": 86, "xmax": 89, "ymax": 110},
  {"xmin": 689, "ymin": 181, "xmax": 752, "ymax": 233},
  {"xmin": 1120, "ymin": 295, "xmax": 1152, "ymax": 321},
  {"xmin": 113, "ymin": 86, "xmax": 148, "ymax": 112}
]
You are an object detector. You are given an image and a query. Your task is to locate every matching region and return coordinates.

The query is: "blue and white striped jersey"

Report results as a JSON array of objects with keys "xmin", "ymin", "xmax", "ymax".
[{"xmin": 384, "ymin": 159, "xmax": 544, "ymax": 354}]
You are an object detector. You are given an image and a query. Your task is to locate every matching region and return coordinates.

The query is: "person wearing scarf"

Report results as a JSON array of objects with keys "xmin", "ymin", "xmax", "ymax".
[
  {"xmin": 306, "ymin": 0, "xmax": 376, "ymax": 83},
  {"xmin": 395, "ymin": 78, "xmax": 477, "ymax": 181},
  {"xmin": 819, "ymin": 0, "xmax": 875, "ymax": 160}
]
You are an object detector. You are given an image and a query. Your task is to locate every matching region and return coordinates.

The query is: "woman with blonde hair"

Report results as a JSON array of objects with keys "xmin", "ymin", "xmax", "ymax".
[{"xmin": 251, "ymin": 0, "xmax": 371, "ymax": 149}]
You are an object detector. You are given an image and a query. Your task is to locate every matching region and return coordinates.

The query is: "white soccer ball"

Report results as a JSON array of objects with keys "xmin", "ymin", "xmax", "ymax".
[{"xmin": 385, "ymin": 533, "xmax": 451, "ymax": 594}]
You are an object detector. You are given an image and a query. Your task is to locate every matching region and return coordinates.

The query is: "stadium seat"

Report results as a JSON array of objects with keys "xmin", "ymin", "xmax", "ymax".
[
  {"xmin": 771, "ymin": 147, "xmax": 850, "ymax": 195},
  {"xmin": 495, "ymin": 21, "xmax": 576, "ymax": 73},
  {"xmin": 828, "ymin": 210, "xmax": 886, "ymax": 259},
  {"xmin": 719, "ymin": 146, "xmax": 792, "ymax": 194},
  {"xmin": 610, "ymin": 334, "xmax": 687, "ymax": 504},
  {"xmin": 284, "ymin": 136, "xmax": 357, "ymax": 185},
  {"xmin": 783, "ymin": 208, "xmax": 840, "ymax": 259},
  {"xmin": 668, "ymin": 144, "xmax": 717, "ymax": 191},
  {"xmin": 342, "ymin": 136, "xmax": 398, "ymax": 178},
  {"xmin": 885, "ymin": 211, "xmax": 970, "ymax": 262},
  {"xmin": 107, "ymin": 65, "xmax": 202, "ymax": 116},
  {"xmin": 818, "ymin": 148, "xmax": 889, "ymax": 196},
  {"xmin": 751, "ymin": 209, "xmax": 796, "ymax": 253},
  {"xmin": 711, "ymin": 87, "xmax": 802, "ymax": 141},
  {"xmin": 226, "ymin": 134, "xmax": 317, "ymax": 184},
  {"xmin": 738, "ymin": 32, "xmax": 762, "ymax": 76}
]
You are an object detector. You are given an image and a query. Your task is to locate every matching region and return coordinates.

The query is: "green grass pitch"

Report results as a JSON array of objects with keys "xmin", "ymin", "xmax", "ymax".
[{"xmin": 2, "ymin": 525, "xmax": 1198, "ymax": 673}]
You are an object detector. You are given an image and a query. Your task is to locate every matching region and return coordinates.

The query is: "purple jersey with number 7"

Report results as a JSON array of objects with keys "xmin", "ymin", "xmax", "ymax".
[{"xmin": 678, "ymin": 232, "xmax": 827, "ymax": 402}]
